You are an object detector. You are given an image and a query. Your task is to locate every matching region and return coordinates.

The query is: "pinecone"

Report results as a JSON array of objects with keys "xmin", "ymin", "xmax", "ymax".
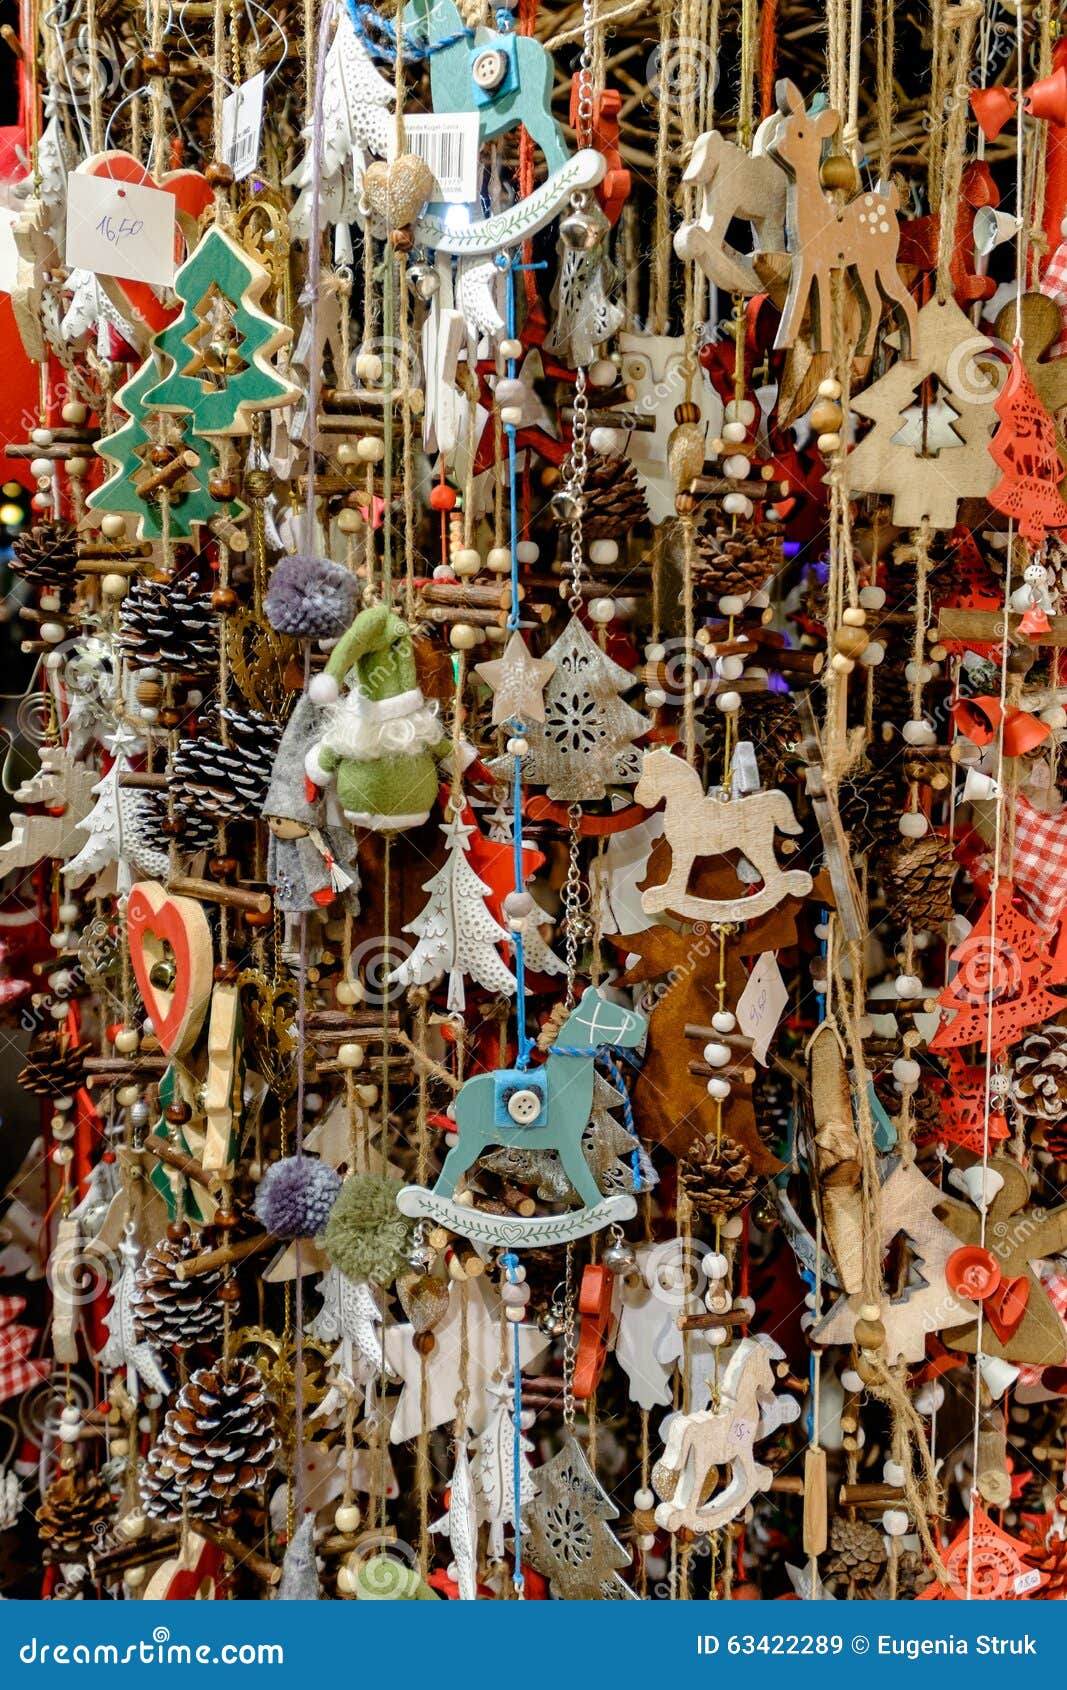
[
  {"xmin": 131, "ymin": 1234, "xmax": 226, "ymax": 1349},
  {"xmin": 1010, "ymin": 1026, "xmax": 1067, "ymax": 1122},
  {"xmin": 824, "ymin": 1516, "xmax": 887, "ymax": 1586},
  {"xmin": 704, "ymin": 689, "xmax": 800, "ymax": 791},
  {"xmin": 583, "ymin": 457, "xmax": 650, "ymax": 542},
  {"xmin": 690, "ymin": 518, "xmax": 782, "ymax": 599},
  {"xmin": 142, "ymin": 787, "xmax": 219, "ymax": 857},
  {"xmin": 11, "ymin": 521, "xmax": 79, "ymax": 596},
  {"xmin": 119, "ymin": 574, "xmax": 219, "ymax": 674},
  {"xmin": 883, "ymin": 834, "xmax": 957, "ymax": 931},
  {"xmin": 840, "ymin": 752, "xmax": 906, "ymax": 860},
  {"xmin": 139, "ymin": 1441, "xmax": 187, "ymax": 1524},
  {"xmin": 171, "ymin": 710, "xmax": 282, "ymax": 823},
  {"xmin": 157, "ymin": 1360, "xmax": 279, "ymax": 1508},
  {"xmin": 678, "ymin": 1136, "xmax": 757, "ymax": 1218},
  {"xmin": 17, "ymin": 1032, "xmax": 91, "ymax": 1097},
  {"xmin": 37, "ymin": 1470, "xmax": 113, "ymax": 1560}
]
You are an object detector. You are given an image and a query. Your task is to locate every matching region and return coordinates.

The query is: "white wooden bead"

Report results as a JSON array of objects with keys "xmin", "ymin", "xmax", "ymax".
[
  {"xmin": 589, "ymin": 358, "xmax": 617, "ymax": 387},
  {"xmin": 702, "ymin": 1041, "xmax": 731, "ymax": 1067},
  {"xmin": 486, "ymin": 546, "xmax": 511, "ymax": 573},
  {"xmin": 101, "ymin": 572, "xmax": 128, "ymax": 598},
  {"xmin": 498, "ymin": 338, "xmax": 522, "ymax": 361},
  {"xmin": 718, "ymin": 594, "xmax": 746, "ymax": 616},
  {"xmin": 898, "ymin": 811, "xmax": 928, "ymax": 837},
  {"xmin": 859, "ymin": 584, "xmax": 886, "ymax": 610},
  {"xmin": 722, "ymin": 492, "xmax": 753, "ymax": 518},
  {"xmin": 516, "ymin": 540, "xmax": 539, "ymax": 563},
  {"xmin": 716, "ymin": 689, "xmax": 741, "ymax": 713},
  {"xmin": 589, "ymin": 539, "xmax": 619, "ymax": 565},
  {"xmin": 721, "ymin": 421, "xmax": 748, "ymax": 444},
  {"xmin": 724, "ymin": 398, "xmax": 756, "ymax": 425},
  {"xmin": 715, "ymin": 655, "xmax": 744, "ymax": 681},
  {"xmin": 723, "ymin": 453, "xmax": 750, "ymax": 480},
  {"xmin": 337, "ymin": 1042, "xmax": 365, "ymax": 1069},
  {"xmin": 450, "ymin": 624, "xmax": 480, "ymax": 650},
  {"xmin": 588, "ymin": 597, "xmax": 615, "ymax": 624},
  {"xmin": 705, "ymin": 1076, "xmax": 731, "ymax": 1099}
]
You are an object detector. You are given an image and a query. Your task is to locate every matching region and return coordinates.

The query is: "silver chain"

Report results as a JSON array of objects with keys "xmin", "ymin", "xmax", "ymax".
[
  {"xmin": 562, "ymin": 1242, "xmax": 576, "ymax": 1427},
  {"xmin": 562, "ymin": 804, "xmax": 586, "ymax": 1004}
]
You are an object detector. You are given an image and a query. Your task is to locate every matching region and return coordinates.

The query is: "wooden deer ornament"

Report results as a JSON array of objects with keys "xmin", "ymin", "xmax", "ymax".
[{"xmin": 769, "ymin": 79, "xmax": 917, "ymax": 357}]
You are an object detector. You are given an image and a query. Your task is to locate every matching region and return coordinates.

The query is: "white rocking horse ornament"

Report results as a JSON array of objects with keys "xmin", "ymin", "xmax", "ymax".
[
  {"xmin": 651, "ymin": 1338, "xmax": 779, "ymax": 1535},
  {"xmin": 634, "ymin": 749, "xmax": 813, "ymax": 924}
]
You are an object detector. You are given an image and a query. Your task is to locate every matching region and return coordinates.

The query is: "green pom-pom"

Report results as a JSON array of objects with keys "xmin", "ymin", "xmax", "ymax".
[{"xmin": 320, "ymin": 1174, "xmax": 413, "ymax": 1286}]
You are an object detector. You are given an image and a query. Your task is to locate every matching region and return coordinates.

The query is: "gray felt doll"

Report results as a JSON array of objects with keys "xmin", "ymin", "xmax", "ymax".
[{"xmin": 262, "ymin": 694, "xmax": 361, "ymax": 955}]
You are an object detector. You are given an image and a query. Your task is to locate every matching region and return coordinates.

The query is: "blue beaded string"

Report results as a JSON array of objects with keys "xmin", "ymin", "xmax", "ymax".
[{"xmin": 500, "ymin": 1251, "xmax": 525, "ymax": 1595}]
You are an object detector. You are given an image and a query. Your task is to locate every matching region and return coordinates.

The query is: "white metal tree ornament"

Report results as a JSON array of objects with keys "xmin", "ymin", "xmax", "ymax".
[{"xmin": 387, "ymin": 813, "xmax": 517, "ymax": 1011}]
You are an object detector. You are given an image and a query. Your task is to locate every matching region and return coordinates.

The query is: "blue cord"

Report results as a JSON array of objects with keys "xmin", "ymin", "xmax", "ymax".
[
  {"xmin": 500, "ymin": 1251, "xmax": 525, "ymax": 1594},
  {"xmin": 548, "ymin": 1043, "xmax": 644, "ymax": 1191},
  {"xmin": 346, "ymin": 0, "xmax": 470, "ymax": 64}
]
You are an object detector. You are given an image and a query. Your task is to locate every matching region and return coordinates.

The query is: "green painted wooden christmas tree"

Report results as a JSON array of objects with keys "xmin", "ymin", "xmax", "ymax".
[
  {"xmin": 143, "ymin": 226, "xmax": 298, "ymax": 437},
  {"xmin": 88, "ymin": 354, "xmax": 226, "ymax": 541}
]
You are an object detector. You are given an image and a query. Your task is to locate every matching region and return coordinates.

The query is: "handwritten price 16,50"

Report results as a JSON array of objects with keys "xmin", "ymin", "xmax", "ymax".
[{"xmin": 94, "ymin": 212, "xmax": 144, "ymax": 245}]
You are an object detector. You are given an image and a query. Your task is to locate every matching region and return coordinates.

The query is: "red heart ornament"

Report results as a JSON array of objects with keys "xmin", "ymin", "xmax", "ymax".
[
  {"xmin": 75, "ymin": 152, "xmax": 213, "ymax": 335},
  {"xmin": 126, "ymin": 880, "xmax": 213, "ymax": 1056}
]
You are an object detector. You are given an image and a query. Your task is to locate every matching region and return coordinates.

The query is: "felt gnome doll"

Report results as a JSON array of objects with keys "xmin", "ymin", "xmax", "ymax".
[
  {"xmin": 305, "ymin": 604, "xmax": 448, "ymax": 829},
  {"xmin": 263, "ymin": 693, "xmax": 361, "ymax": 955}
]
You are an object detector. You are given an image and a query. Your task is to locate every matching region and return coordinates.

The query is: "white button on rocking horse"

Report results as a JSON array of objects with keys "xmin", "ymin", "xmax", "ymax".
[
  {"xmin": 396, "ymin": 987, "xmax": 647, "ymax": 1247},
  {"xmin": 634, "ymin": 748, "xmax": 813, "ymax": 925}
]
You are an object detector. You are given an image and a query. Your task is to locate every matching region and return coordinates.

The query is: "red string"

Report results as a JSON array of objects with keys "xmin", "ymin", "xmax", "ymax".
[{"xmin": 759, "ymin": 0, "xmax": 779, "ymax": 121}]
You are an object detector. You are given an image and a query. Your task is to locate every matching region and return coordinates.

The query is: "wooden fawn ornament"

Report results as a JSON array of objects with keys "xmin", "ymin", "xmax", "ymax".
[{"xmin": 768, "ymin": 79, "xmax": 917, "ymax": 357}]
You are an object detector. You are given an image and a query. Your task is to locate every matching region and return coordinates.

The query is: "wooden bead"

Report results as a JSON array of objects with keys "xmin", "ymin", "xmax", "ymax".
[
  {"xmin": 674, "ymin": 491, "xmax": 697, "ymax": 515},
  {"xmin": 413, "ymin": 1331, "xmax": 436, "ymax": 1355},
  {"xmin": 833, "ymin": 625, "xmax": 869, "ymax": 659},
  {"xmin": 390, "ymin": 227, "xmax": 415, "ymax": 253},
  {"xmin": 165, "ymin": 1101, "xmax": 192, "ymax": 1125},
  {"xmin": 166, "ymin": 1220, "xmax": 190, "ymax": 1242},
  {"xmin": 209, "ymin": 475, "xmax": 236, "ymax": 501},
  {"xmin": 243, "ymin": 908, "xmax": 273, "ymax": 928},
  {"xmin": 140, "ymin": 48, "xmax": 169, "ymax": 75},
  {"xmin": 854, "ymin": 1315, "xmax": 886, "ymax": 1349},
  {"xmin": 820, "ymin": 153, "xmax": 859, "ymax": 192},
  {"xmin": 218, "ymin": 1279, "xmax": 242, "ymax": 1303},
  {"xmin": 157, "ymin": 707, "xmax": 182, "ymax": 729},
  {"xmin": 136, "ymin": 679, "xmax": 162, "ymax": 708},
  {"xmin": 810, "ymin": 399, "xmax": 843, "ymax": 433},
  {"xmin": 674, "ymin": 401, "xmax": 701, "ymax": 424},
  {"xmin": 205, "ymin": 160, "xmax": 235, "ymax": 188},
  {"xmin": 211, "ymin": 586, "xmax": 238, "ymax": 612},
  {"xmin": 209, "ymin": 855, "xmax": 238, "ymax": 878}
]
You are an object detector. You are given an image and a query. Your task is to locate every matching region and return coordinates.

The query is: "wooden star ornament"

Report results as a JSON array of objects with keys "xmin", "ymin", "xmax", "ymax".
[{"xmin": 475, "ymin": 631, "xmax": 557, "ymax": 727}]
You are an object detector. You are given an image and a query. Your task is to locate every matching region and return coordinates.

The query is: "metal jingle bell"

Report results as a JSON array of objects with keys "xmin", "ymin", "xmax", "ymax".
[
  {"xmin": 550, "ymin": 486, "xmax": 583, "ymax": 523},
  {"xmin": 602, "ymin": 1236, "xmax": 638, "ymax": 1277},
  {"xmin": 407, "ymin": 261, "xmax": 440, "ymax": 301},
  {"xmin": 559, "ymin": 192, "xmax": 600, "ymax": 253},
  {"xmin": 408, "ymin": 1238, "xmax": 436, "ymax": 1271}
]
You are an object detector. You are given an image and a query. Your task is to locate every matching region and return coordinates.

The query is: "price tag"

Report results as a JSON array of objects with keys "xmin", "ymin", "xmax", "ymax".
[
  {"xmin": 735, "ymin": 951, "xmax": 788, "ymax": 1066},
  {"xmin": 389, "ymin": 113, "xmax": 480, "ymax": 204},
  {"xmin": 65, "ymin": 172, "xmax": 177, "ymax": 288},
  {"xmin": 221, "ymin": 72, "xmax": 265, "ymax": 183}
]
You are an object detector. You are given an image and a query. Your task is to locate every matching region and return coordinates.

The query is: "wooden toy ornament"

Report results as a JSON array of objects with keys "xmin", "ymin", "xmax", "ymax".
[
  {"xmin": 635, "ymin": 749, "xmax": 813, "ymax": 923},
  {"xmin": 652, "ymin": 1339, "xmax": 783, "ymax": 1536},
  {"xmin": 397, "ymin": 988, "xmax": 645, "ymax": 1246},
  {"xmin": 126, "ymin": 880, "xmax": 214, "ymax": 1057}
]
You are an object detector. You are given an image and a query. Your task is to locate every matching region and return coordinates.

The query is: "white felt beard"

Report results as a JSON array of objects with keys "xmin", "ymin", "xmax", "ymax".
[{"xmin": 321, "ymin": 687, "xmax": 442, "ymax": 761}]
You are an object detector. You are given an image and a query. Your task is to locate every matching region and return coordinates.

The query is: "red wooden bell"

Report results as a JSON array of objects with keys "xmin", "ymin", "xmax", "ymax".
[
  {"xmin": 970, "ymin": 85, "xmax": 1017, "ymax": 141},
  {"xmin": 950, "ymin": 694, "xmax": 1003, "ymax": 745},
  {"xmin": 1026, "ymin": 66, "xmax": 1067, "ymax": 127}
]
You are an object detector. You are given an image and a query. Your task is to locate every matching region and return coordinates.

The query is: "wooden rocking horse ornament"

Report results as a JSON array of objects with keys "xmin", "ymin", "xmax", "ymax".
[
  {"xmin": 652, "ymin": 1339, "xmax": 779, "ymax": 1535},
  {"xmin": 397, "ymin": 988, "xmax": 645, "ymax": 1247},
  {"xmin": 634, "ymin": 749, "xmax": 813, "ymax": 924}
]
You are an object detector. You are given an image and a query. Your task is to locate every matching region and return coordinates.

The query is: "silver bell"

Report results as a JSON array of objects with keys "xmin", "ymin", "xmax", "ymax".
[
  {"xmin": 550, "ymin": 487, "xmax": 583, "ymax": 524},
  {"xmin": 602, "ymin": 1236, "xmax": 638, "ymax": 1277},
  {"xmin": 408, "ymin": 261, "xmax": 440, "ymax": 301},
  {"xmin": 559, "ymin": 192, "xmax": 600, "ymax": 253}
]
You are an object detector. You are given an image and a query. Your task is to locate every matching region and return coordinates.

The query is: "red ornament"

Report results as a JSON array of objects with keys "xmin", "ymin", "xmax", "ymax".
[
  {"xmin": 937, "ymin": 1051, "xmax": 1010, "ymax": 1152},
  {"xmin": 919, "ymin": 1507, "xmax": 1048, "ymax": 1600},
  {"xmin": 929, "ymin": 880, "xmax": 1066, "ymax": 1056},
  {"xmin": 989, "ymin": 348, "xmax": 1067, "ymax": 544}
]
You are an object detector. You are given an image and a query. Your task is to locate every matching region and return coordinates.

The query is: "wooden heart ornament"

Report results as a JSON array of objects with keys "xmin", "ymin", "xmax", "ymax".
[
  {"xmin": 126, "ymin": 880, "xmax": 213, "ymax": 1056},
  {"xmin": 363, "ymin": 155, "xmax": 436, "ymax": 231},
  {"xmin": 75, "ymin": 152, "xmax": 213, "ymax": 336}
]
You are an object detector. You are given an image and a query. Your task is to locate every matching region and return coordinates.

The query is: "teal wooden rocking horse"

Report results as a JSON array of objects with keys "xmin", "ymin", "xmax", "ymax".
[
  {"xmin": 401, "ymin": 0, "xmax": 571, "ymax": 175},
  {"xmin": 397, "ymin": 987, "xmax": 646, "ymax": 1246}
]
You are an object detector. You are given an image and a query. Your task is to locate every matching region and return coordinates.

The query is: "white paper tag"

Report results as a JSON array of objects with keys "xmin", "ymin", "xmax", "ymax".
[
  {"xmin": 390, "ymin": 113, "xmax": 480, "ymax": 204},
  {"xmin": 0, "ymin": 207, "xmax": 19, "ymax": 294},
  {"xmin": 65, "ymin": 172, "xmax": 177, "ymax": 288},
  {"xmin": 1014, "ymin": 1567, "xmax": 1042, "ymax": 1595},
  {"xmin": 735, "ymin": 952, "xmax": 789, "ymax": 1067},
  {"xmin": 221, "ymin": 72, "xmax": 265, "ymax": 183}
]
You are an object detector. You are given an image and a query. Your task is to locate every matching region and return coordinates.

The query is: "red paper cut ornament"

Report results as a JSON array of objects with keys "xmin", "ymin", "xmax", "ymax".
[
  {"xmin": 929, "ymin": 881, "xmax": 1066, "ymax": 1056},
  {"xmin": 937, "ymin": 1051, "xmax": 1010, "ymax": 1152},
  {"xmin": 989, "ymin": 348, "xmax": 1067, "ymax": 544},
  {"xmin": 919, "ymin": 1507, "xmax": 1048, "ymax": 1600}
]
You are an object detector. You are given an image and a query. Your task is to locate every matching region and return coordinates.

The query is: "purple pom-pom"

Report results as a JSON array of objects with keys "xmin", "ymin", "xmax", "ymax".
[
  {"xmin": 254, "ymin": 1156, "xmax": 342, "ymax": 1239},
  {"xmin": 264, "ymin": 554, "xmax": 359, "ymax": 640}
]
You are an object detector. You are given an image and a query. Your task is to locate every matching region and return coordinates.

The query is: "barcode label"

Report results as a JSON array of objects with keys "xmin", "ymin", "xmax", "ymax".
[
  {"xmin": 221, "ymin": 72, "xmax": 265, "ymax": 183},
  {"xmin": 389, "ymin": 113, "xmax": 479, "ymax": 205}
]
